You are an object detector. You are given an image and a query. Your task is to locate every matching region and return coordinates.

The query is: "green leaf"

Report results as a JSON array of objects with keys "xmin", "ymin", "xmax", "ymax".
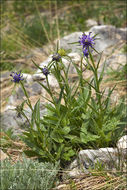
[
  {"xmin": 65, "ymin": 135, "xmax": 81, "ymax": 143},
  {"xmin": 61, "ymin": 126, "xmax": 70, "ymax": 135},
  {"xmin": 51, "ymin": 130, "xmax": 63, "ymax": 143},
  {"xmin": 38, "ymin": 81, "xmax": 52, "ymax": 96},
  {"xmin": 21, "ymin": 136, "xmax": 45, "ymax": 157},
  {"xmin": 93, "ymin": 33, "xmax": 99, "ymax": 39},
  {"xmin": 97, "ymin": 52, "xmax": 103, "ymax": 69},
  {"xmin": 68, "ymin": 42, "xmax": 79, "ymax": 44},
  {"xmin": 57, "ymin": 85, "xmax": 64, "ymax": 105},
  {"xmin": 56, "ymin": 144, "xmax": 64, "ymax": 160},
  {"xmin": 80, "ymin": 123, "xmax": 99, "ymax": 143},
  {"xmin": 92, "ymin": 47, "xmax": 100, "ymax": 54},
  {"xmin": 45, "ymin": 103, "xmax": 56, "ymax": 113},
  {"xmin": 32, "ymin": 99, "xmax": 40, "ymax": 124},
  {"xmin": 98, "ymin": 61, "xmax": 106, "ymax": 83},
  {"xmin": 63, "ymin": 149, "xmax": 75, "ymax": 161},
  {"xmin": 32, "ymin": 59, "xmax": 43, "ymax": 71}
]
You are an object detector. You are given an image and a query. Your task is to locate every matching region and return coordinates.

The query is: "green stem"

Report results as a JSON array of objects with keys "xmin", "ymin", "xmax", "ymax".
[
  {"xmin": 46, "ymin": 76, "xmax": 55, "ymax": 105},
  {"xmin": 80, "ymin": 56, "xmax": 84, "ymax": 94},
  {"xmin": 94, "ymin": 67, "xmax": 102, "ymax": 113},
  {"xmin": 20, "ymin": 81, "xmax": 33, "ymax": 111}
]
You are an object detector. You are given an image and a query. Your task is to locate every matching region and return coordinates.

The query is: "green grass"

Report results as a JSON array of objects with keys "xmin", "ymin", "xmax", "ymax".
[{"xmin": 106, "ymin": 64, "xmax": 127, "ymax": 82}]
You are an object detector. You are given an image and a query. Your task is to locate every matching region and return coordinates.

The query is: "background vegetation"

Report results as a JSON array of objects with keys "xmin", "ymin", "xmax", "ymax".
[{"xmin": 1, "ymin": 0, "xmax": 126, "ymax": 72}]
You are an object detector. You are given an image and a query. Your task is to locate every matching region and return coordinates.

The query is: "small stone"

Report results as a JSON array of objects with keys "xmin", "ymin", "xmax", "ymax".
[
  {"xmin": 86, "ymin": 19, "xmax": 97, "ymax": 28},
  {"xmin": 0, "ymin": 149, "xmax": 8, "ymax": 161},
  {"xmin": 69, "ymin": 159, "xmax": 78, "ymax": 170},
  {"xmin": 22, "ymin": 73, "xmax": 33, "ymax": 83},
  {"xmin": 117, "ymin": 135, "xmax": 127, "ymax": 149},
  {"xmin": 55, "ymin": 184, "xmax": 68, "ymax": 190},
  {"xmin": 32, "ymin": 73, "xmax": 45, "ymax": 81},
  {"xmin": 68, "ymin": 168, "xmax": 82, "ymax": 178}
]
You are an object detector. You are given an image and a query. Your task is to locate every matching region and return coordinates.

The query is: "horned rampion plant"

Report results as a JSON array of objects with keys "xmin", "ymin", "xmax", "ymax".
[{"xmin": 10, "ymin": 32, "xmax": 126, "ymax": 166}]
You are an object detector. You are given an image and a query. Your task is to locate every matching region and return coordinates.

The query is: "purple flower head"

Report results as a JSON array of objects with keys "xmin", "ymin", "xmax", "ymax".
[
  {"xmin": 83, "ymin": 48, "xmax": 89, "ymax": 58},
  {"xmin": 79, "ymin": 32, "xmax": 95, "ymax": 50},
  {"xmin": 52, "ymin": 53, "xmax": 61, "ymax": 61},
  {"xmin": 83, "ymin": 48, "xmax": 93, "ymax": 58},
  {"xmin": 42, "ymin": 67, "xmax": 50, "ymax": 76},
  {"xmin": 10, "ymin": 71, "xmax": 24, "ymax": 83}
]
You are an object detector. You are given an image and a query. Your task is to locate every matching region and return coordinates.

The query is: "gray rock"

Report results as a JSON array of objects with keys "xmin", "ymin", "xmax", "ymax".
[
  {"xmin": 16, "ymin": 86, "xmax": 26, "ymax": 100},
  {"xmin": 98, "ymin": 53, "xmax": 126, "ymax": 78},
  {"xmin": 69, "ymin": 159, "xmax": 78, "ymax": 170},
  {"xmin": 68, "ymin": 168, "xmax": 83, "ymax": 178},
  {"xmin": 23, "ymin": 103, "xmax": 47, "ymax": 119},
  {"xmin": 79, "ymin": 148, "xmax": 117, "ymax": 170},
  {"xmin": 117, "ymin": 135, "xmax": 127, "ymax": 149},
  {"xmin": 30, "ymin": 82, "xmax": 42, "ymax": 95},
  {"xmin": 38, "ymin": 56, "xmax": 53, "ymax": 70},
  {"xmin": 22, "ymin": 73, "xmax": 33, "ymax": 83},
  {"xmin": 0, "ymin": 102, "xmax": 47, "ymax": 135},
  {"xmin": 86, "ymin": 19, "xmax": 97, "ymax": 28},
  {"xmin": 105, "ymin": 53, "xmax": 126, "ymax": 70},
  {"xmin": 32, "ymin": 73, "xmax": 45, "ymax": 81},
  {"xmin": 60, "ymin": 32, "xmax": 82, "ymax": 53},
  {"xmin": 59, "ymin": 25, "xmax": 126, "ymax": 53},
  {"xmin": 67, "ymin": 135, "xmax": 127, "ymax": 177},
  {"xmin": 9, "ymin": 83, "xmax": 30, "ymax": 101},
  {"xmin": 90, "ymin": 25, "xmax": 127, "ymax": 52},
  {"xmin": 0, "ymin": 109, "xmax": 28, "ymax": 135}
]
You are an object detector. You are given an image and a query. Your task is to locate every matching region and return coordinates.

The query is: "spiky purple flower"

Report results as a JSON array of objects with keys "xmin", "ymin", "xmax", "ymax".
[
  {"xmin": 10, "ymin": 72, "xmax": 24, "ymax": 83},
  {"xmin": 42, "ymin": 67, "xmax": 50, "ymax": 76},
  {"xmin": 52, "ymin": 53, "xmax": 61, "ymax": 61},
  {"xmin": 79, "ymin": 32, "xmax": 96, "ymax": 58},
  {"xmin": 79, "ymin": 32, "xmax": 95, "ymax": 49}
]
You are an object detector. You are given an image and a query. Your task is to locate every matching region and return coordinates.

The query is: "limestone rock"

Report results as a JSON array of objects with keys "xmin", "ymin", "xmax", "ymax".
[
  {"xmin": 0, "ymin": 109, "xmax": 28, "ymax": 135},
  {"xmin": 59, "ymin": 25, "xmax": 126, "ymax": 53},
  {"xmin": 117, "ymin": 135, "xmax": 127, "ymax": 149},
  {"xmin": 30, "ymin": 82, "xmax": 42, "ymax": 95},
  {"xmin": 0, "ymin": 102, "xmax": 47, "ymax": 135},
  {"xmin": 67, "ymin": 136, "xmax": 127, "ymax": 177},
  {"xmin": 60, "ymin": 32, "xmax": 82, "ymax": 53},
  {"xmin": 22, "ymin": 73, "xmax": 33, "ymax": 83},
  {"xmin": 68, "ymin": 168, "xmax": 83, "ymax": 178},
  {"xmin": 104, "ymin": 53, "xmax": 126, "ymax": 70},
  {"xmin": 86, "ymin": 19, "xmax": 97, "ymax": 28},
  {"xmin": 55, "ymin": 184, "xmax": 68, "ymax": 190},
  {"xmin": 79, "ymin": 148, "xmax": 117, "ymax": 171},
  {"xmin": 32, "ymin": 73, "xmax": 45, "ymax": 81},
  {"xmin": 89, "ymin": 25, "xmax": 126, "ymax": 52}
]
